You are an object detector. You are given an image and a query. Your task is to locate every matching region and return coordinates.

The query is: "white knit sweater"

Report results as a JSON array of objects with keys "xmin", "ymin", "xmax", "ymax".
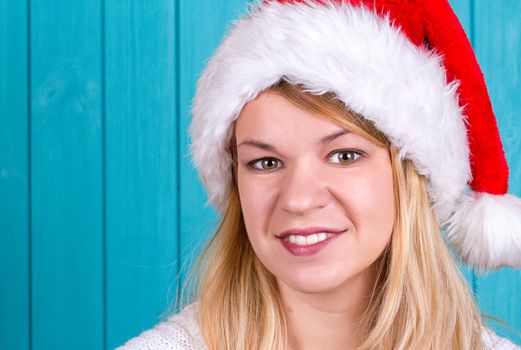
[{"xmin": 117, "ymin": 303, "xmax": 520, "ymax": 350}]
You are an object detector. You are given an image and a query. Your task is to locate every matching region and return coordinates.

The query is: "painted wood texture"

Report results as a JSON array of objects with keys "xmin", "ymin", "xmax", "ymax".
[
  {"xmin": 0, "ymin": 1, "xmax": 30, "ymax": 349},
  {"xmin": 30, "ymin": 0, "xmax": 104, "ymax": 349},
  {"xmin": 0, "ymin": 1, "xmax": 519, "ymax": 349},
  {"xmin": 104, "ymin": 2, "xmax": 179, "ymax": 346}
]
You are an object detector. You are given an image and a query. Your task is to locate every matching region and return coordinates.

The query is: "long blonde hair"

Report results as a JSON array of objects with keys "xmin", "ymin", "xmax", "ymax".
[{"xmin": 179, "ymin": 80, "xmax": 484, "ymax": 349}]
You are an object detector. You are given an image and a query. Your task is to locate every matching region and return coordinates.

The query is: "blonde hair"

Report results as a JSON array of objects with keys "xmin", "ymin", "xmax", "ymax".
[{"xmin": 179, "ymin": 80, "xmax": 484, "ymax": 349}]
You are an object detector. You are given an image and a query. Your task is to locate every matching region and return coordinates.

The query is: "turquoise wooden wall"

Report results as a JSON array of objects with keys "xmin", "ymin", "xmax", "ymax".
[{"xmin": 1, "ymin": 1, "xmax": 519, "ymax": 349}]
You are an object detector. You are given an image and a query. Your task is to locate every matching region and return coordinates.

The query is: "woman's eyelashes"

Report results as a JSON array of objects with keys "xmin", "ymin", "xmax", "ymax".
[
  {"xmin": 327, "ymin": 149, "xmax": 364, "ymax": 165},
  {"xmin": 247, "ymin": 158, "xmax": 282, "ymax": 171},
  {"xmin": 245, "ymin": 149, "xmax": 364, "ymax": 171}
]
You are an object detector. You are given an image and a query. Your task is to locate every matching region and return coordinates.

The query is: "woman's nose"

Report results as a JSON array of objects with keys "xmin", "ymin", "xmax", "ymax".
[{"xmin": 278, "ymin": 160, "xmax": 331, "ymax": 215}]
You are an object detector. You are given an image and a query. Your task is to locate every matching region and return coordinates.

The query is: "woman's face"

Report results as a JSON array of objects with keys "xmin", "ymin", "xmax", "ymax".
[{"xmin": 235, "ymin": 91, "xmax": 395, "ymax": 294}]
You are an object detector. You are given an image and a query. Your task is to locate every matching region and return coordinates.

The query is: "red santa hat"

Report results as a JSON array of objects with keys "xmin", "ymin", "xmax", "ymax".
[{"xmin": 190, "ymin": 0, "xmax": 521, "ymax": 271}]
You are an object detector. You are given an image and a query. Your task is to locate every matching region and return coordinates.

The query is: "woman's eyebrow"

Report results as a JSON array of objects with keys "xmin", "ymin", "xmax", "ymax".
[
  {"xmin": 237, "ymin": 130, "xmax": 350, "ymax": 151},
  {"xmin": 319, "ymin": 130, "xmax": 350, "ymax": 145},
  {"xmin": 237, "ymin": 139, "xmax": 277, "ymax": 152}
]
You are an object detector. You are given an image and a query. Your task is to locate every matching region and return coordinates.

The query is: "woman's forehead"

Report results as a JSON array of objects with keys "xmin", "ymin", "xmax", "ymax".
[
  {"xmin": 235, "ymin": 92, "xmax": 347, "ymax": 139},
  {"xmin": 234, "ymin": 94, "xmax": 379, "ymax": 154}
]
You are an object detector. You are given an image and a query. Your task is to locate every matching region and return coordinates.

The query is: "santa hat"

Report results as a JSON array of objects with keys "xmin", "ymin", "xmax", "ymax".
[{"xmin": 190, "ymin": 0, "xmax": 521, "ymax": 271}]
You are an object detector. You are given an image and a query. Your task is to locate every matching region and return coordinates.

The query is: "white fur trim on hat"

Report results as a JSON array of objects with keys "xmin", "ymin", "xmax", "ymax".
[{"xmin": 190, "ymin": 0, "xmax": 470, "ymax": 223}]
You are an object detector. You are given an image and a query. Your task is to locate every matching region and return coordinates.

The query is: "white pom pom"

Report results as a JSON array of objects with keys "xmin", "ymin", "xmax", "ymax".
[{"xmin": 446, "ymin": 192, "xmax": 521, "ymax": 271}]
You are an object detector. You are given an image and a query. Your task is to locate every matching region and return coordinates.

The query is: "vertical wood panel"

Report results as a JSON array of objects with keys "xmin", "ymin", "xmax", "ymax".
[
  {"xmin": 0, "ymin": 1, "xmax": 30, "ymax": 349},
  {"xmin": 104, "ymin": 2, "xmax": 179, "ymax": 348},
  {"xmin": 473, "ymin": 0, "xmax": 521, "ymax": 344},
  {"xmin": 30, "ymin": 0, "xmax": 104, "ymax": 348},
  {"xmin": 177, "ymin": 0, "xmax": 252, "ymax": 293}
]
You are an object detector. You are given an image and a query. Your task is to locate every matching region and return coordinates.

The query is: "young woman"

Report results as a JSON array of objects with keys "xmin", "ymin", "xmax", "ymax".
[{"xmin": 119, "ymin": 0, "xmax": 521, "ymax": 349}]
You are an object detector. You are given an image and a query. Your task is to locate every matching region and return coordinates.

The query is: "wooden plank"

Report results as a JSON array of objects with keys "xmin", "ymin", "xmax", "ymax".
[
  {"xmin": 177, "ymin": 0, "xmax": 252, "ymax": 295},
  {"xmin": 104, "ymin": 2, "xmax": 179, "ymax": 348},
  {"xmin": 0, "ymin": 1, "xmax": 30, "ymax": 349},
  {"xmin": 473, "ymin": 0, "xmax": 521, "ymax": 344},
  {"xmin": 30, "ymin": 0, "xmax": 104, "ymax": 348}
]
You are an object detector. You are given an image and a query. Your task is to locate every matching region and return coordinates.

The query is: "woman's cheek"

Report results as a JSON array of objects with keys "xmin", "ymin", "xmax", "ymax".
[
  {"xmin": 239, "ymin": 174, "xmax": 275, "ymax": 232},
  {"xmin": 358, "ymin": 164, "xmax": 394, "ymax": 235},
  {"xmin": 330, "ymin": 165, "xmax": 393, "ymax": 227}
]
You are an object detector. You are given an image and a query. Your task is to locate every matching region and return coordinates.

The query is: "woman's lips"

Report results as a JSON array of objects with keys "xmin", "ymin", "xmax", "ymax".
[
  {"xmin": 278, "ymin": 232, "xmax": 343, "ymax": 257},
  {"xmin": 276, "ymin": 227, "xmax": 346, "ymax": 239}
]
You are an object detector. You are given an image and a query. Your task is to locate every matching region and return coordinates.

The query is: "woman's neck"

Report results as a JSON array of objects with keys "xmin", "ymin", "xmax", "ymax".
[{"xmin": 277, "ymin": 265, "xmax": 377, "ymax": 350}]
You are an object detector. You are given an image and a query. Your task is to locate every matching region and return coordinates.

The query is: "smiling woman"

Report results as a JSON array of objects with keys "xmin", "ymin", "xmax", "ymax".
[
  {"xmin": 234, "ymin": 84, "xmax": 395, "ymax": 348},
  {"xmin": 118, "ymin": 0, "xmax": 521, "ymax": 349},
  {"xmin": 190, "ymin": 80, "xmax": 485, "ymax": 349},
  {"xmin": 234, "ymin": 84, "xmax": 395, "ymax": 297}
]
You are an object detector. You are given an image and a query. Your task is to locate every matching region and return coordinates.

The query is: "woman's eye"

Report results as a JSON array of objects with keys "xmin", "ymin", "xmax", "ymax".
[
  {"xmin": 249, "ymin": 158, "xmax": 281, "ymax": 170},
  {"xmin": 328, "ymin": 150, "xmax": 361, "ymax": 164}
]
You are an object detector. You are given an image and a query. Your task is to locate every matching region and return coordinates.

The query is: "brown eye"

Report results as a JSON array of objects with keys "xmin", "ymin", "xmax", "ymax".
[
  {"xmin": 250, "ymin": 158, "xmax": 281, "ymax": 170},
  {"xmin": 328, "ymin": 150, "xmax": 361, "ymax": 164}
]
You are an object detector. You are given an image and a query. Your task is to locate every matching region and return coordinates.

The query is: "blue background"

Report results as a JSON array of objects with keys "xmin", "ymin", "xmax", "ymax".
[{"xmin": 1, "ymin": 0, "xmax": 520, "ymax": 349}]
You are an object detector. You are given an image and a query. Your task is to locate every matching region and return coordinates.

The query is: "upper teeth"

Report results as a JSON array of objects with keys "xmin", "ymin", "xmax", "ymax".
[{"xmin": 286, "ymin": 233, "xmax": 331, "ymax": 246}]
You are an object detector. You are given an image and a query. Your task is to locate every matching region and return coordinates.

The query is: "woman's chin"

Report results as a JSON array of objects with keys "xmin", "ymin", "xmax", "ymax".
[
  {"xmin": 276, "ymin": 263, "xmax": 374, "ymax": 297},
  {"xmin": 279, "ymin": 270, "xmax": 349, "ymax": 295}
]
